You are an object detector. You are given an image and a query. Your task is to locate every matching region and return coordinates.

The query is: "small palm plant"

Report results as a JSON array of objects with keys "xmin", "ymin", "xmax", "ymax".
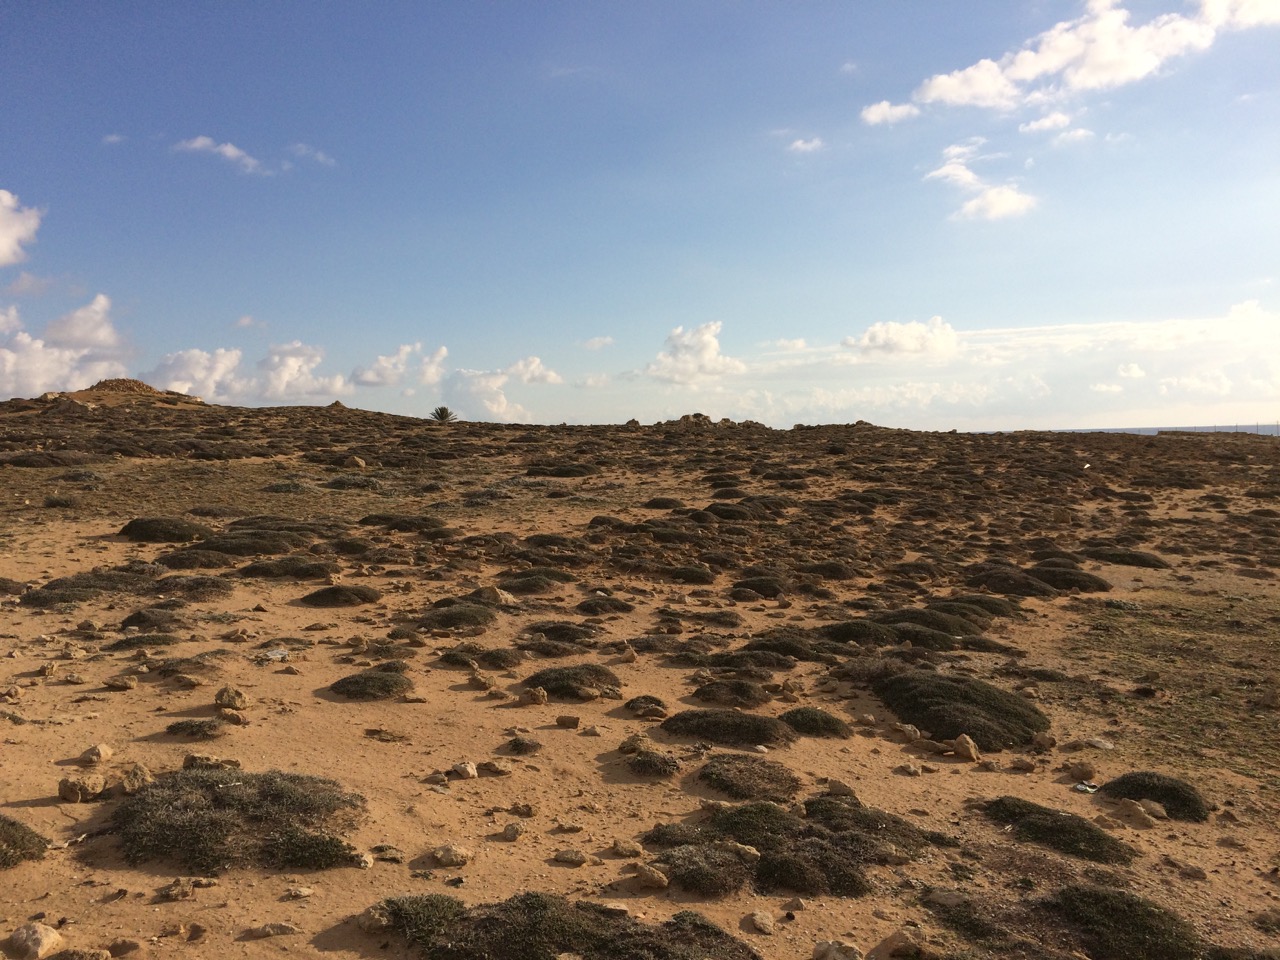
[{"xmin": 429, "ymin": 405, "xmax": 458, "ymax": 424}]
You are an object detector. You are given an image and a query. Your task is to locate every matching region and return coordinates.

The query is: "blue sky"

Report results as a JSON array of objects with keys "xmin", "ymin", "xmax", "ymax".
[{"xmin": 2, "ymin": 1, "xmax": 1279, "ymax": 428}]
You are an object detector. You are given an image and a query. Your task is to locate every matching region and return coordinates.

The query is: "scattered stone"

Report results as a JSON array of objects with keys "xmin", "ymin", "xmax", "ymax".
[
  {"xmin": 556, "ymin": 715, "xmax": 580, "ymax": 728},
  {"xmin": 433, "ymin": 844, "xmax": 473, "ymax": 867},
  {"xmin": 635, "ymin": 863, "xmax": 669, "ymax": 888},
  {"xmin": 553, "ymin": 848, "xmax": 591, "ymax": 866},
  {"xmin": 521, "ymin": 686, "xmax": 548, "ymax": 705},
  {"xmin": 214, "ymin": 685, "xmax": 248, "ymax": 709},
  {"xmin": 952, "ymin": 734, "xmax": 981, "ymax": 762},
  {"xmin": 748, "ymin": 912, "xmax": 774, "ymax": 935},
  {"xmin": 79, "ymin": 742, "xmax": 113, "ymax": 765},
  {"xmin": 8, "ymin": 922, "xmax": 64, "ymax": 959},
  {"xmin": 58, "ymin": 774, "xmax": 105, "ymax": 802},
  {"xmin": 500, "ymin": 823, "xmax": 525, "ymax": 841},
  {"xmin": 452, "ymin": 761, "xmax": 478, "ymax": 780},
  {"xmin": 103, "ymin": 676, "xmax": 137, "ymax": 691},
  {"xmin": 612, "ymin": 838, "xmax": 643, "ymax": 857},
  {"xmin": 813, "ymin": 941, "xmax": 863, "ymax": 960},
  {"xmin": 243, "ymin": 922, "xmax": 301, "ymax": 939},
  {"xmin": 285, "ymin": 886, "xmax": 314, "ymax": 899},
  {"xmin": 895, "ymin": 762, "xmax": 922, "ymax": 777},
  {"xmin": 182, "ymin": 754, "xmax": 240, "ymax": 770}
]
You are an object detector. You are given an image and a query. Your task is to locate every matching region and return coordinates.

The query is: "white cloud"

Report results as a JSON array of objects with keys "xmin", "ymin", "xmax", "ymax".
[
  {"xmin": 583, "ymin": 335, "xmax": 614, "ymax": 350},
  {"xmin": 644, "ymin": 321, "xmax": 746, "ymax": 384},
  {"xmin": 859, "ymin": 100, "xmax": 921, "ymax": 125},
  {"xmin": 352, "ymin": 342, "xmax": 421, "ymax": 387},
  {"xmin": 420, "ymin": 345, "xmax": 448, "ymax": 385},
  {"xmin": 881, "ymin": 0, "xmax": 1278, "ymax": 119},
  {"xmin": 257, "ymin": 340, "xmax": 352, "ymax": 399},
  {"xmin": 1053, "ymin": 127, "xmax": 1096, "ymax": 145},
  {"xmin": 1091, "ymin": 382, "xmax": 1124, "ymax": 393},
  {"xmin": 1019, "ymin": 111, "xmax": 1073, "ymax": 132},
  {"xmin": 845, "ymin": 316, "xmax": 960, "ymax": 359},
  {"xmin": 102, "ymin": 133, "xmax": 125, "ymax": 145},
  {"xmin": 1118, "ymin": 362, "xmax": 1146, "ymax": 378},
  {"xmin": 506, "ymin": 356, "xmax": 563, "ymax": 384},
  {"xmin": 0, "ymin": 190, "xmax": 42, "ymax": 267},
  {"xmin": 0, "ymin": 294, "xmax": 128, "ymax": 396},
  {"xmin": 958, "ymin": 184, "xmax": 1038, "ymax": 220},
  {"xmin": 43, "ymin": 294, "xmax": 120, "ymax": 349},
  {"xmin": 443, "ymin": 369, "xmax": 529, "ymax": 422},
  {"xmin": 788, "ymin": 137, "xmax": 824, "ymax": 153},
  {"xmin": 234, "ymin": 314, "xmax": 258, "ymax": 329},
  {"xmin": 840, "ymin": 61, "xmax": 859, "ymax": 75},
  {"xmin": 768, "ymin": 338, "xmax": 808, "ymax": 352},
  {"xmin": 174, "ymin": 136, "xmax": 265, "ymax": 175},
  {"xmin": 289, "ymin": 143, "xmax": 336, "ymax": 167},
  {"xmin": 926, "ymin": 142, "xmax": 1036, "ymax": 220},
  {"xmin": 148, "ymin": 347, "xmax": 247, "ymax": 401},
  {"xmin": 577, "ymin": 373, "xmax": 609, "ymax": 389}
]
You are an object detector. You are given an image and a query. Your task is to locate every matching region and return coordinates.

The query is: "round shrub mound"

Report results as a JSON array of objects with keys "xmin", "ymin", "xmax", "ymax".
[
  {"xmin": 984, "ymin": 796, "xmax": 1136, "ymax": 865},
  {"xmin": 628, "ymin": 750, "xmax": 681, "ymax": 778},
  {"xmin": 331, "ymin": 662, "xmax": 414, "ymax": 700},
  {"xmin": 693, "ymin": 679, "xmax": 772, "ymax": 708},
  {"xmin": 301, "ymin": 584, "xmax": 382, "ymax": 607},
  {"xmin": 661, "ymin": 709, "xmax": 797, "ymax": 748},
  {"xmin": 524, "ymin": 664, "xmax": 620, "ymax": 699},
  {"xmin": 778, "ymin": 706, "xmax": 851, "ymax": 738},
  {"xmin": 110, "ymin": 769, "xmax": 364, "ymax": 874},
  {"xmin": 0, "ymin": 814, "xmax": 49, "ymax": 868},
  {"xmin": 870, "ymin": 670, "xmax": 1050, "ymax": 750},
  {"xmin": 120, "ymin": 517, "xmax": 214, "ymax": 543},
  {"xmin": 420, "ymin": 603, "xmax": 497, "ymax": 630},
  {"xmin": 1051, "ymin": 885, "xmax": 1201, "ymax": 960},
  {"xmin": 1098, "ymin": 771, "xmax": 1210, "ymax": 822},
  {"xmin": 374, "ymin": 891, "xmax": 759, "ymax": 960},
  {"xmin": 698, "ymin": 754, "xmax": 799, "ymax": 802}
]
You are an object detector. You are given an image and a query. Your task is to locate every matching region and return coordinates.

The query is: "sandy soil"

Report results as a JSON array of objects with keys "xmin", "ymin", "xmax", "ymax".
[{"xmin": 1, "ymin": 383, "xmax": 1278, "ymax": 959}]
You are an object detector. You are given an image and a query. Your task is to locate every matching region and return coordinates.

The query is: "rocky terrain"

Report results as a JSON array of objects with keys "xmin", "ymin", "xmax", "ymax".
[{"xmin": 1, "ymin": 379, "xmax": 1278, "ymax": 960}]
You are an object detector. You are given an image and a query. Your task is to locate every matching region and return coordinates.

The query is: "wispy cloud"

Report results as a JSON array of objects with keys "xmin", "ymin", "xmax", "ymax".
[
  {"xmin": 788, "ymin": 137, "xmax": 825, "ymax": 153},
  {"xmin": 174, "ymin": 135, "xmax": 266, "ymax": 175},
  {"xmin": 582, "ymin": 335, "xmax": 614, "ymax": 351},
  {"xmin": 101, "ymin": 133, "xmax": 125, "ymax": 145},
  {"xmin": 925, "ymin": 140, "xmax": 1037, "ymax": 220},
  {"xmin": 289, "ymin": 143, "xmax": 336, "ymax": 167}
]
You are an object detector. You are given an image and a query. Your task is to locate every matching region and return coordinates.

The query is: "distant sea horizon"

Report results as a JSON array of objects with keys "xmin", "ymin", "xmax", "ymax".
[{"xmin": 1061, "ymin": 423, "xmax": 1280, "ymax": 437}]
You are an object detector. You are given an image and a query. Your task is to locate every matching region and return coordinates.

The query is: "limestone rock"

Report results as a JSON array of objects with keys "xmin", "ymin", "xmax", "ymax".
[
  {"xmin": 952, "ymin": 734, "xmax": 980, "ymax": 762},
  {"xmin": 748, "ymin": 912, "xmax": 774, "ymax": 935},
  {"xmin": 59, "ymin": 774, "xmax": 106, "ymax": 802},
  {"xmin": 79, "ymin": 742, "xmax": 113, "ymax": 765},
  {"xmin": 814, "ymin": 942, "xmax": 864, "ymax": 960},
  {"xmin": 9, "ymin": 922, "xmax": 64, "ymax": 960},
  {"xmin": 214, "ymin": 685, "xmax": 248, "ymax": 709},
  {"xmin": 433, "ymin": 843, "xmax": 473, "ymax": 867},
  {"xmin": 635, "ymin": 863, "xmax": 669, "ymax": 888},
  {"xmin": 243, "ymin": 922, "xmax": 301, "ymax": 939}
]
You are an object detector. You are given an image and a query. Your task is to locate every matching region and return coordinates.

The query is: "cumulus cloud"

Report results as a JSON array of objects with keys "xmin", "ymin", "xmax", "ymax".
[
  {"xmin": 255, "ymin": 341, "xmax": 352, "ymax": 399},
  {"xmin": 577, "ymin": 373, "xmax": 609, "ymax": 389},
  {"xmin": 788, "ymin": 137, "xmax": 825, "ymax": 153},
  {"xmin": 234, "ymin": 314, "xmax": 259, "ymax": 329},
  {"xmin": 43, "ymin": 294, "xmax": 120, "ymax": 349},
  {"xmin": 0, "ymin": 294, "xmax": 128, "ymax": 396},
  {"xmin": 582, "ymin": 335, "xmax": 614, "ymax": 350},
  {"xmin": 443, "ymin": 369, "xmax": 529, "ymax": 422},
  {"xmin": 844, "ymin": 316, "xmax": 960, "ymax": 359},
  {"xmin": 926, "ymin": 141, "xmax": 1037, "ymax": 220},
  {"xmin": 352, "ymin": 342, "xmax": 422, "ymax": 387},
  {"xmin": 860, "ymin": 100, "xmax": 921, "ymax": 125},
  {"xmin": 0, "ymin": 189, "xmax": 42, "ymax": 267},
  {"xmin": 174, "ymin": 136, "xmax": 265, "ymax": 174},
  {"xmin": 644, "ymin": 321, "xmax": 746, "ymax": 384},
  {"xmin": 148, "ymin": 347, "xmax": 247, "ymax": 401},
  {"xmin": 1053, "ymin": 128, "xmax": 1096, "ymax": 145},
  {"xmin": 506, "ymin": 356, "xmax": 562, "ymax": 384},
  {"xmin": 420, "ymin": 345, "xmax": 448, "ymax": 385},
  {"xmin": 1118, "ymin": 362, "xmax": 1146, "ymax": 378},
  {"xmin": 866, "ymin": 0, "xmax": 1279, "ymax": 121}
]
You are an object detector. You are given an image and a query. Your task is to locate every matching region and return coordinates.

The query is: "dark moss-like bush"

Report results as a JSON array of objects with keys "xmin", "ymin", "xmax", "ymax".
[
  {"xmin": 628, "ymin": 749, "xmax": 681, "ymax": 778},
  {"xmin": 754, "ymin": 836, "xmax": 873, "ymax": 896},
  {"xmin": 778, "ymin": 706, "xmax": 851, "ymax": 738},
  {"xmin": 120, "ymin": 608, "xmax": 182, "ymax": 630},
  {"xmin": 526, "ymin": 462, "xmax": 600, "ymax": 478},
  {"xmin": 524, "ymin": 664, "xmax": 620, "ymax": 699},
  {"xmin": 731, "ymin": 577, "xmax": 787, "ymax": 598},
  {"xmin": 984, "ymin": 796, "xmax": 1137, "ymax": 865},
  {"xmin": 944, "ymin": 594, "xmax": 1020, "ymax": 618},
  {"xmin": 795, "ymin": 560, "xmax": 859, "ymax": 580},
  {"xmin": 331, "ymin": 663, "xmax": 414, "ymax": 700},
  {"xmin": 165, "ymin": 718, "xmax": 225, "ymax": 739},
  {"xmin": 870, "ymin": 608, "xmax": 984, "ymax": 636},
  {"xmin": 120, "ymin": 517, "xmax": 214, "ymax": 543},
  {"xmin": 1080, "ymin": 547, "xmax": 1171, "ymax": 569},
  {"xmin": 154, "ymin": 548, "xmax": 236, "ymax": 570},
  {"xmin": 324, "ymin": 474, "xmax": 381, "ymax": 490},
  {"xmin": 577, "ymin": 595, "xmax": 635, "ymax": 615},
  {"xmin": 1098, "ymin": 771, "xmax": 1210, "ymax": 822},
  {"xmin": 641, "ymin": 822, "xmax": 713, "ymax": 848},
  {"xmin": 499, "ymin": 575, "xmax": 563, "ymax": 595},
  {"xmin": 871, "ymin": 670, "xmax": 1050, "ymax": 750},
  {"xmin": 1026, "ymin": 566, "xmax": 1113, "ymax": 592},
  {"xmin": 656, "ymin": 564, "xmax": 716, "ymax": 585},
  {"xmin": 692, "ymin": 679, "xmax": 772, "ymax": 708},
  {"xmin": 1051, "ymin": 885, "xmax": 1201, "ymax": 960},
  {"xmin": 0, "ymin": 814, "xmax": 49, "ymax": 868},
  {"xmin": 374, "ymin": 891, "xmax": 760, "ymax": 960},
  {"xmin": 154, "ymin": 575, "xmax": 235, "ymax": 601},
  {"xmin": 522, "ymin": 621, "xmax": 599, "ymax": 644},
  {"xmin": 506, "ymin": 735, "xmax": 543, "ymax": 755},
  {"xmin": 104, "ymin": 633, "xmax": 182, "ymax": 651},
  {"xmin": 661, "ymin": 710, "xmax": 796, "ymax": 747},
  {"xmin": 659, "ymin": 843, "xmax": 755, "ymax": 897},
  {"xmin": 240, "ymin": 556, "xmax": 340, "ymax": 579},
  {"xmin": 818, "ymin": 620, "xmax": 899, "ymax": 646},
  {"xmin": 300, "ymin": 584, "xmax": 382, "ymax": 607},
  {"xmin": 624, "ymin": 694, "xmax": 668, "ymax": 714},
  {"xmin": 421, "ymin": 602, "xmax": 499, "ymax": 631},
  {"xmin": 698, "ymin": 754, "xmax": 799, "ymax": 802},
  {"xmin": 110, "ymin": 769, "xmax": 363, "ymax": 874}
]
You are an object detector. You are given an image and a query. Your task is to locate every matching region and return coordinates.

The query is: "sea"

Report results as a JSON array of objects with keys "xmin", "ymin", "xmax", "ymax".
[{"xmin": 1067, "ymin": 424, "xmax": 1280, "ymax": 437}]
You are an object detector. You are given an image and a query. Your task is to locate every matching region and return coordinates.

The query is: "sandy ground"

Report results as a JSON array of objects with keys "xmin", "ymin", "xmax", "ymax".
[{"xmin": 1, "ymin": 385, "xmax": 1278, "ymax": 959}]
